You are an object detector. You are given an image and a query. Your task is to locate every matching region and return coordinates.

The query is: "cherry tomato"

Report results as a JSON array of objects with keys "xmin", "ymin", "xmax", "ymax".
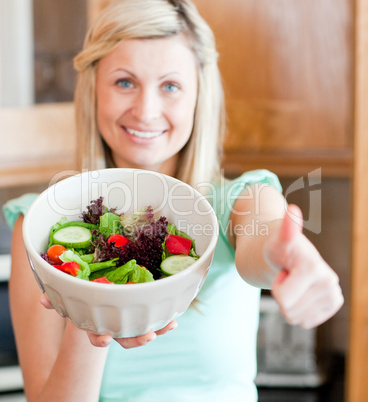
[
  {"xmin": 107, "ymin": 234, "xmax": 129, "ymax": 248},
  {"xmin": 165, "ymin": 234, "xmax": 191, "ymax": 255},
  {"xmin": 92, "ymin": 277, "xmax": 113, "ymax": 284},
  {"xmin": 47, "ymin": 244, "xmax": 67, "ymax": 265},
  {"xmin": 56, "ymin": 261, "xmax": 80, "ymax": 277},
  {"xmin": 125, "ymin": 282, "xmax": 136, "ymax": 284}
]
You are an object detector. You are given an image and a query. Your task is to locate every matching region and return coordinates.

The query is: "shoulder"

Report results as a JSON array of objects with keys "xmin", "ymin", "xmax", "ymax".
[
  {"xmin": 207, "ymin": 170, "xmax": 282, "ymax": 220},
  {"xmin": 3, "ymin": 193, "xmax": 39, "ymax": 229},
  {"xmin": 205, "ymin": 170, "xmax": 283, "ymax": 246}
]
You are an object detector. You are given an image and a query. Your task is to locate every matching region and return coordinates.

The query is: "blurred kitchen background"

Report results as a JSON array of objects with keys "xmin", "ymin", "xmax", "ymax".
[{"xmin": 1, "ymin": 0, "xmax": 367, "ymax": 401}]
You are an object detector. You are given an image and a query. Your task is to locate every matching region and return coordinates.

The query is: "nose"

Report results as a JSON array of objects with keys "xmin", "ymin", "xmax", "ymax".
[{"xmin": 131, "ymin": 88, "xmax": 161, "ymax": 123}]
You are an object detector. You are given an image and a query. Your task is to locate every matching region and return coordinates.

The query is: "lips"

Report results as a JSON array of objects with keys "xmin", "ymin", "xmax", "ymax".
[{"xmin": 124, "ymin": 126, "xmax": 166, "ymax": 139}]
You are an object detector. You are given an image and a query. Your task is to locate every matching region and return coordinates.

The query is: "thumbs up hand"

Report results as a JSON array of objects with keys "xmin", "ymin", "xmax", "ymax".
[{"xmin": 263, "ymin": 204, "xmax": 344, "ymax": 329}]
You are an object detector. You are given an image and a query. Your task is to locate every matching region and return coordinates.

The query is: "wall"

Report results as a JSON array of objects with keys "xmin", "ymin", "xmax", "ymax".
[
  {"xmin": 0, "ymin": 0, "xmax": 34, "ymax": 106},
  {"xmin": 33, "ymin": 0, "xmax": 86, "ymax": 103}
]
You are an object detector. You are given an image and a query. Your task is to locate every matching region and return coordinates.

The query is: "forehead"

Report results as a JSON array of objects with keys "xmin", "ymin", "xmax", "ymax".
[{"xmin": 97, "ymin": 34, "xmax": 198, "ymax": 78}]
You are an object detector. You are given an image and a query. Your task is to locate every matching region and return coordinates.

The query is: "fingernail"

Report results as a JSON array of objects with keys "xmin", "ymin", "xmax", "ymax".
[
  {"xmin": 101, "ymin": 336, "xmax": 112, "ymax": 347},
  {"xmin": 169, "ymin": 321, "xmax": 178, "ymax": 331},
  {"xmin": 142, "ymin": 332, "xmax": 156, "ymax": 344}
]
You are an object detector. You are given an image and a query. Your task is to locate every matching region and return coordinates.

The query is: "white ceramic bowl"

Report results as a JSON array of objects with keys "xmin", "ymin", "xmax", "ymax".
[{"xmin": 23, "ymin": 169, "xmax": 218, "ymax": 338}]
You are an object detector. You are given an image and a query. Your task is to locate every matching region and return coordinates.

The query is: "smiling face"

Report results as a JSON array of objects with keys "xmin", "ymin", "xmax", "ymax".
[{"xmin": 95, "ymin": 35, "xmax": 198, "ymax": 175}]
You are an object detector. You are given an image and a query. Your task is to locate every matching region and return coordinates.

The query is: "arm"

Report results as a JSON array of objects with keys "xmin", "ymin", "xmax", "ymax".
[
  {"xmin": 9, "ymin": 216, "xmax": 108, "ymax": 402},
  {"xmin": 230, "ymin": 184, "xmax": 344, "ymax": 329},
  {"xmin": 230, "ymin": 183, "xmax": 286, "ymax": 288},
  {"xmin": 10, "ymin": 215, "xmax": 176, "ymax": 401}
]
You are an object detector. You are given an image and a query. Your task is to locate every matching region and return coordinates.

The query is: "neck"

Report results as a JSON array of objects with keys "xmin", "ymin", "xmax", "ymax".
[{"xmin": 111, "ymin": 153, "xmax": 179, "ymax": 178}]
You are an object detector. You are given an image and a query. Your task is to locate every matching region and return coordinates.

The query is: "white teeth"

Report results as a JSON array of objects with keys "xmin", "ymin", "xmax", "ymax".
[{"xmin": 126, "ymin": 127, "xmax": 163, "ymax": 139}]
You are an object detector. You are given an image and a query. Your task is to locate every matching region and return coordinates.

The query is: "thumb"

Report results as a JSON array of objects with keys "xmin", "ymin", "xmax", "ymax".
[
  {"xmin": 279, "ymin": 204, "xmax": 303, "ymax": 243},
  {"xmin": 269, "ymin": 205, "xmax": 303, "ymax": 286},
  {"xmin": 263, "ymin": 204, "xmax": 304, "ymax": 274}
]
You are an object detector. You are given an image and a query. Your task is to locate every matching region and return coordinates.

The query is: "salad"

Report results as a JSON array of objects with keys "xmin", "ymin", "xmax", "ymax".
[{"xmin": 41, "ymin": 197, "xmax": 199, "ymax": 284}]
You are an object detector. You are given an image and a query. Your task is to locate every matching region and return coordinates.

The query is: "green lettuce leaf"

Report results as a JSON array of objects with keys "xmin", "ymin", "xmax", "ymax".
[
  {"xmin": 104, "ymin": 259, "xmax": 154, "ymax": 284},
  {"xmin": 59, "ymin": 249, "xmax": 91, "ymax": 280},
  {"xmin": 99, "ymin": 212, "xmax": 122, "ymax": 238}
]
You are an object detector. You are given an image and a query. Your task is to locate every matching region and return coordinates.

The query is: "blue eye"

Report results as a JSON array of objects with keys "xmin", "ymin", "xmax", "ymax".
[
  {"xmin": 116, "ymin": 79, "xmax": 133, "ymax": 88},
  {"xmin": 163, "ymin": 83, "xmax": 179, "ymax": 92}
]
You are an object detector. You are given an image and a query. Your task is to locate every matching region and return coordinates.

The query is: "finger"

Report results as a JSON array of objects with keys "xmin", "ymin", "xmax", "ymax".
[
  {"xmin": 87, "ymin": 332, "xmax": 113, "ymax": 348},
  {"xmin": 114, "ymin": 331, "xmax": 157, "ymax": 349},
  {"xmin": 154, "ymin": 320, "xmax": 178, "ymax": 335},
  {"xmin": 292, "ymin": 286, "xmax": 343, "ymax": 329},
  {"xmin": 112, "ymin": 322, "xmax": 177, "ymax": 349},
  {"xmin": 263, "ymin": 205, "xmax": 304, "ymax": 271},
  {"xmin": 273, "ymin": 259, "xmax": 343, "ymax": 323},
  {"xmin": 40, "ymin": 293, "xmax": 54, "ymax": 309},
  {"xmin": 272, "ymin": 264, "xmax": 318, "ymax": 310},
  {"xmin": 296, "ymin": 293, "xmax": 343, "ymax": 329},
  {"xmin": 301, "ymin": 292, "xmax": 344, "ymax": 329},
  {"xmin": 280, "ymin": 276, "xmax": 343, "ymax": 326},
  {"xmin": 279, "ymin": 204, "xmax": 303, "ymax": 243}
]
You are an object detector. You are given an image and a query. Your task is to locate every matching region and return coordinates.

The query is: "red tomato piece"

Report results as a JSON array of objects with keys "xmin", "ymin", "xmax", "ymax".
[
  {"xmin": 125, "ymin": 282, "xmax": 136, "ymax": 284},
  {"xmin": 92, "ymin": 277, "xmax": 113, "ymax": 284},
  {"xmin": 165, "ymin": 234, "xmax": 192, "ymax": 255},
  {"xmin": 47, "ymin": 244, "xmax": 67, "ymax": 265},
  {"xmin": 107, "ymin": 234, "xmax": 129, "ymax": 248},
  {"xmin": 57, "ymin": 261, "xmax": 80, "ymax": 277}
]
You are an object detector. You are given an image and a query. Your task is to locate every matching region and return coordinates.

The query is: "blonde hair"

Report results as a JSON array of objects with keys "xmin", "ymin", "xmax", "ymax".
[{"xmin": 74, "ymin": 0, "xmax": 225, "ymax": 188}]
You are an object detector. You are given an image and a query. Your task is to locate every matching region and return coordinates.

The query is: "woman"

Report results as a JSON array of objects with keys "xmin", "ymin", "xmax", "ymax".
[{"xmin": 5, "ymin": 0, "xmax": 343, "ymax": 401}]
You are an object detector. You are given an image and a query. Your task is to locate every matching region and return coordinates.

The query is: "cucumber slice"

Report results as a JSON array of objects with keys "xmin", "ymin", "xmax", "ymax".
[
  {"xmin": 52, "ymin": 226, "xmax": 92, "ymax": 249},
  {"xmin": 160, "ymin": 255, "xmax": 197, "ymax": 276}
]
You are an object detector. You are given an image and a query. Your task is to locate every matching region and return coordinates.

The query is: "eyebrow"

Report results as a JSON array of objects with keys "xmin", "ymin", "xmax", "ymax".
[
  {"xmin": 160, "ymin": 72, "xmax": 181, "ymax": 80},
  {"xmin": 110, "ymin": 68, "xmax": 136, "ymax": 78},
  {"xmin": 110, "ymin": 68, "xmax": 181, "ymax": 80}
]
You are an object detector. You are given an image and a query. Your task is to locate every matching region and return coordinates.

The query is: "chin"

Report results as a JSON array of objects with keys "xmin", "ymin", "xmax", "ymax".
[{"xmin": 120, "ymin": 156, "xmax": 163, "ymax": 171}]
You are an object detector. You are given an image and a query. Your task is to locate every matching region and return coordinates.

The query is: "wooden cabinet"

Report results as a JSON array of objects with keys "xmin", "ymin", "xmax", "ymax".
[
  {"xmin": 0, "ymin": 103, "xmax": 77, "ymax": 187},
  {"xmin": 348, "ymin": 1, "xmax": 368, "ymax": 401},
  {"xmin": 192, "ymin": 0, "xmax": 353, "ymax": 177}
]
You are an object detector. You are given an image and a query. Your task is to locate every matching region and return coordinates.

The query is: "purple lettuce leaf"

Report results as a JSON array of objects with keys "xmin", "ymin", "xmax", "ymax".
[{"xmin": 82, "ymin": 196, "xmax": 108, "ymax": 225}]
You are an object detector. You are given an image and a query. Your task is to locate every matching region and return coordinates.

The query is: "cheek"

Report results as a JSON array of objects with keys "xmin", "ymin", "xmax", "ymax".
[
  {"xmin": 171, "ymin": 82, "xmax": 197, "ymax": 134},
  {"xmin": 96, "ymin": 104, "xmax": 110, "ymax": 139},
  {"xmin": 97, "ymin": 102, "xmax": 110, "ymax": 124},
  {"xmin": 179, "ymin": 112, "xmax": 195, "ymax": 138},
  {"xmin": 96, "ymin": 91, "xmax": 118, "ymax": 131},
  {"xmin": 96, "ymin": 85, "xmax": 108, "ymax": 128},
  {"xmin": 176, "ymin": 96, "xmax": 197, "ymax": 137},
  {"xmin": 96, "ymin": 78, "xmax": 119, "ymax": 125}
]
